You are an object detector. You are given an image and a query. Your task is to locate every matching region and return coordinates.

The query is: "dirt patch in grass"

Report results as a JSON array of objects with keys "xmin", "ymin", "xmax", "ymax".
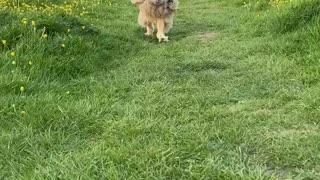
[{"xmin": 198, "ymin": 32, "xmax": 218, "ymax": 41}]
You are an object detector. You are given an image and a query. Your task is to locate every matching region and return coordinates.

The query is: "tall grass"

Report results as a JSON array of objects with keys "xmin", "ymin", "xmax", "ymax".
[
  {"xmin": 275, "ymin": 1, "xmax": 320, "ymax": 33},
  {"xmin": 0, "ymin": 0, "xmax": 104, "ymax": 88},
  {"xmin": 241, "ymin": 0, "xmax": 291, "ymax": 9}
]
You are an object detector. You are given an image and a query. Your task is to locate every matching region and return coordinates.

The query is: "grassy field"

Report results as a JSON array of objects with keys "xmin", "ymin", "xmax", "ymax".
[{"xmin": 1, "ymin": 0, "xmax": 320, "ymax": 179}]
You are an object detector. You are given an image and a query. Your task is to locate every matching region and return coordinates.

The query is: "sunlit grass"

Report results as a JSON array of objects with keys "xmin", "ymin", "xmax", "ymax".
[{"xmin": 1, "ymin": 0, "xmax": 320, "ymax": 179}]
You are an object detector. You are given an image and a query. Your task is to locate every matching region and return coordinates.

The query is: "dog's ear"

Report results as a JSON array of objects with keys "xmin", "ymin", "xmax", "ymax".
[
  {"xmin": 168, "ymin": 0, "xmax": 179, "ymax": 11},
  {"xmin": 175, "ymin": 0, "xmax": 180, "ymax": 8},
  {"xmin": 168, "ymin": 0, "xmax": 179, "ymax": 10}
]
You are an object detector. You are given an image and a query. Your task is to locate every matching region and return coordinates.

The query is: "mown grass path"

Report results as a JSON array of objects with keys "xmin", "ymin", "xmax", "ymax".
[{"xmin": 1, "ymin": 0, "xmax": 319, "ymax": 179}]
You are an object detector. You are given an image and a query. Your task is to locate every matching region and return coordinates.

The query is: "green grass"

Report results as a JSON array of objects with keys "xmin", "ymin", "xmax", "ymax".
[{"xmin": 1, "ymin": 0, "xmax": 320, "ymax": 179}]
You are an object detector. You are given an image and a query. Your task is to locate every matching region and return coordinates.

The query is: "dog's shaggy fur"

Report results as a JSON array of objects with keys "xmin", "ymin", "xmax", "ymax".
[{"xmin": 131, "ymin": 0, "xmax": 179, "ymax": 42}]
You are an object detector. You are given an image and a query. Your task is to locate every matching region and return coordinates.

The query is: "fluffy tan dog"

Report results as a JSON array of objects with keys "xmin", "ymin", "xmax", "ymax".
[{"xmin": 131, "ymin": 0, "xmax": 179, "ymax": 42}]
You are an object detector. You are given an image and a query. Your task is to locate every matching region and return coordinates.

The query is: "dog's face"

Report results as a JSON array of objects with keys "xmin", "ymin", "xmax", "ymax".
[{"xmin": 149, "ymin": 0, "xmax": 166, "ymax": 5}]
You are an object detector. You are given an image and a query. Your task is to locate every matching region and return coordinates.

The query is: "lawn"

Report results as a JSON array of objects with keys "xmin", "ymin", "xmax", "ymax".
[{"xmin": 1, "ymin": 0, "xmax": 320, "ymax": 179}]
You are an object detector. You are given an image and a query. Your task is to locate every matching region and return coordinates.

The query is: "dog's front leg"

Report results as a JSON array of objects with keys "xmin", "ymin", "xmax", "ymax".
[
  {"xmin": 156, "ymin": 19, "xmax": 168, "ymax": 42},
  {"xmin": 145, "ymin": 23, "xmax": 154, "ymax": 36},
  {"xmin": 131, "ymin": 0, "xmax": 145, "ymax": 5}
]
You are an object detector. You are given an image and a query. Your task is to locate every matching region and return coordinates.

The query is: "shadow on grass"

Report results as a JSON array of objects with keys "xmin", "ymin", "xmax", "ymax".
[
  {"xmin": 169, "ymin": 21, "xmax": 217, "ymax": 41},
  {"xmin": 130, "ymin": 21, "xmax": 216, "ymax": 43}
]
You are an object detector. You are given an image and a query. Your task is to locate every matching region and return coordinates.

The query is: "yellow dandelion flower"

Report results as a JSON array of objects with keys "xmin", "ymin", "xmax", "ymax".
[
  {"xmin": 2, "ymin": 40, "xmax": 7, "ymax": 46},
  {"xmin": 10, "ymin": 52, "xmax": 15, "ymax": 57},
  {"xmin": 20, "ymin": 111, "xmax": 26, "ymax": 116},
  {"xmin": 28, "ymin": 61, "xmax": 32, "ymax": 65},
  {"xmin": 61, "ymin": 44, "xmax": 66, "ymax": 48},
  {"xmin": 82, "ymin": 26, "xmax": 86, "ymax": 30},
  {"xmin": 21, "ymin": 18, "xmax": 28, "ymax": 25},
  {"xmin": 20, "ymin": 86, "xmax": 25, "ymax": 92},
  {"xmin": 12, "ymin": 61, "xmax": 16, "ymax": 65},
  {"xmin": 42, "ymin": 34, "xmax": 48, "ymax": 39},
  {"xmin": 32, "ymin": 20, "xmax": 36, "ymax": 27}
]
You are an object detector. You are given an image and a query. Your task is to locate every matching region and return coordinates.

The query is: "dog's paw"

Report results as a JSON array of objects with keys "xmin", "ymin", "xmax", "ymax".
[
  {"xmin": 162, "ymin": 36, "xmax": 169, "ymax": 42},
  {"xmin": 157, "ymin": 34, "xmax": 169, "ymax": 42},
  {"xmin": 158, "ymin": 37, "xmax": 169, "ymax": 42},
  {"xmin": 145, "ymin": 32, "xmax": 153, "ymax": 36}
]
